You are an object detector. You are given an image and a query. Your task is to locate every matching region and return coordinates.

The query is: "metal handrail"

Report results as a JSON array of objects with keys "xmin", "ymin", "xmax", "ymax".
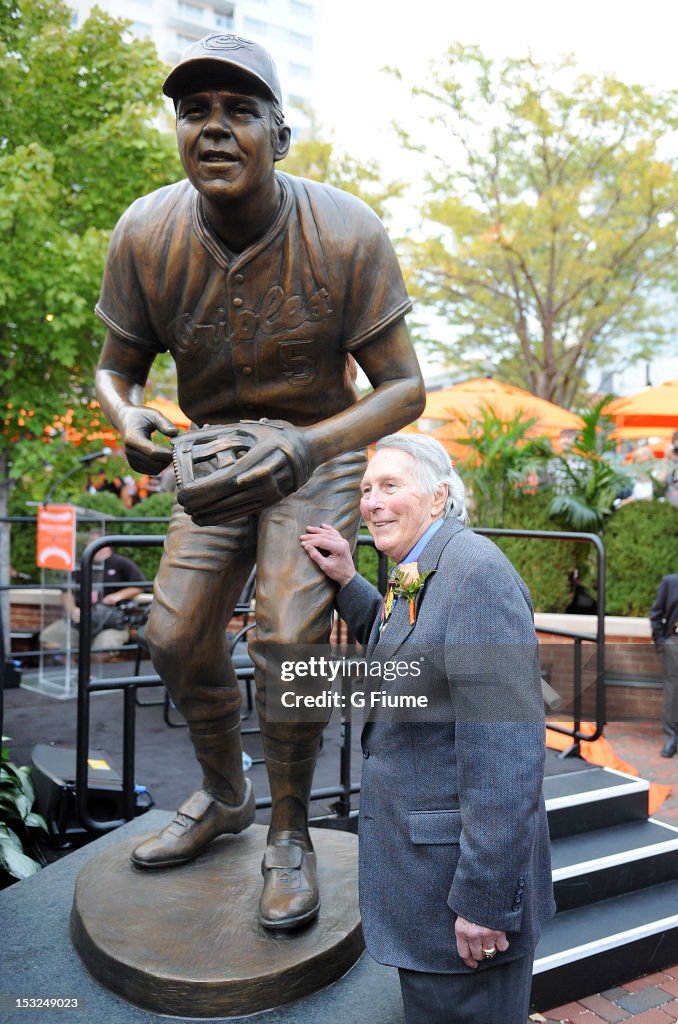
[
  {"xmin": 358, "ymin": 527, "xmax": 606, "ymax": 754},
  {"xmin": 9, "ymin": 520, "xmax": 605, "ymax": 832}
]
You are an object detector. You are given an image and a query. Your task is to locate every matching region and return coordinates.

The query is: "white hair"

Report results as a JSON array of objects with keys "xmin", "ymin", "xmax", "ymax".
[{"xmin": 375, "ymin": 433, "xmax": 469, "ymax": 524}]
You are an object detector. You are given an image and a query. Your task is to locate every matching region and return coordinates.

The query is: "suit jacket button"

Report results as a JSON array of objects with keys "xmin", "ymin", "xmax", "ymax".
[{"xmin": 363, "ymin": 748, "xmax": 370, "ymax": 759}]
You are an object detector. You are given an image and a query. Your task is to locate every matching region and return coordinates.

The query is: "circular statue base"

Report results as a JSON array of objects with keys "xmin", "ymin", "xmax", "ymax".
[{"xmin": 70, "ymin": 823, "xmax": 363, "ymax": 1018}]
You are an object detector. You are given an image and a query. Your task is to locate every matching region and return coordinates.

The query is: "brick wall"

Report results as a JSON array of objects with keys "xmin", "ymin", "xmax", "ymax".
[{"xmin": 538, "ymin": 633, "xmax": 663, "ymax": 723}]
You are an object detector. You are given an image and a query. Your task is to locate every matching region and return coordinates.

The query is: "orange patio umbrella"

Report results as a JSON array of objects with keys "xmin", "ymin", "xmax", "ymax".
[
  {"xmin": 145, "ymin": 397, "xmax": 191, "ymax": 430},
  {"xmin": 604, "ymin": 379, "xmax": 678, "ymax": 430},
  {"xmin": 421, "ymin": 378, "xmax": 584, "ymax": 439},
  {"xmin": 428, "ymin": 423, "xmax": 474, "ymax": 464}
]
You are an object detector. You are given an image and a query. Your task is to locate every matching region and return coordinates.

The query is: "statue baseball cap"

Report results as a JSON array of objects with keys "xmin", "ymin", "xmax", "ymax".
[{"xmin": 163, "ymin": 32, "xmax": 283, "ymax": 107}]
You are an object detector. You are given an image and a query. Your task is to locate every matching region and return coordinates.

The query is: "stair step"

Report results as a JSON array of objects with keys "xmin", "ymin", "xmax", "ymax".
[
  {"xmin": 535, "ymin": 879, "xmax": 678, "ymax": 967},
  {"xmin": 532, "ymin": 881, "xmax": 678, "ymax": 1009},
  {"xmin": 545, "ymin": 766, "xmax": 649, "ymax": 838},
  {"xmin": 551, "ymin": 818, "xmax": 678, "ymax": 910}
]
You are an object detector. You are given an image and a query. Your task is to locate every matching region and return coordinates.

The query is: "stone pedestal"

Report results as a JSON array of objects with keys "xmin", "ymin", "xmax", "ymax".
[{"xmin": 70, "ymin": 824, "xmax": 363, "ymax": 1018}]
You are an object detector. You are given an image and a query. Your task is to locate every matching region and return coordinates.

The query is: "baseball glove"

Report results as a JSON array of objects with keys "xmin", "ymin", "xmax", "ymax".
[{"xmin": 171, "ymin": 419, "xmax": 314, "ymax": 525}]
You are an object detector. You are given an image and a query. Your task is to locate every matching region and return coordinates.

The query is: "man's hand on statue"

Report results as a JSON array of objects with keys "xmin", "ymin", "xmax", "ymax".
[
  {"xmin": 300, "ymin": 523, "xmax": 356, "ymax": 588},
  {"xmin": 454, "ymin": 916, "xmax": 509, "ymax": 969},
  {"xmin": 119, "ymin": 406, "xmax": 178, "ymax": 475},
  {"xmin": 172, "ymin": 420, "xmax": 313, "ymax": 526}
]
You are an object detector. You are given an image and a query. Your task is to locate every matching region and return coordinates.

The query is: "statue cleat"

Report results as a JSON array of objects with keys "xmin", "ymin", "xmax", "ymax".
[
  {"xmin": 131, "ymin": 780, "xmax": 255, "ymax": 869},
  {"xmin": 258, "ymin": 832, "xmax": 320, "ymax": 930}
]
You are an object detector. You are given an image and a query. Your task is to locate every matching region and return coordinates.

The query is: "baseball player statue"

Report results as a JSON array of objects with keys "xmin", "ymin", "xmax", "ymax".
[{"xmin": 95, "ymin": 32, "xmax": 424, "ymax": 931}]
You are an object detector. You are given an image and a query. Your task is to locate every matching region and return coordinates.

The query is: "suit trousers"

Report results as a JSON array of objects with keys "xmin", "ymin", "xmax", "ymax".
[
  {"xmin": 398, "ymin": 954, "xmax": 534, "ymax": 1024},
  {"xmin": 663, "ymin": 636, "xmax": 678, "ymax": 737}
]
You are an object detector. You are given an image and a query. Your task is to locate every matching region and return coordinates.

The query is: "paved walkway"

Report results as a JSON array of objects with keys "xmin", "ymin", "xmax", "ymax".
[{"xmin": 537, "ymin": 720, "xmax": 678, "ymax": 1024}]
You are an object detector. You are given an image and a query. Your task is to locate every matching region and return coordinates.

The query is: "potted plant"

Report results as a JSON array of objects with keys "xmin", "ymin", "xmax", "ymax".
[{"xmin": 0, "ymin": 736, "xmax": 48, "ymax": 888}]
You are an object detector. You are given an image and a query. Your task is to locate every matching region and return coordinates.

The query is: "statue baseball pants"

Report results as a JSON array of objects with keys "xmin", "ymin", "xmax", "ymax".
[{"xmin": 145, "ymin": 450, "xmax": 366, "ymax": 809}]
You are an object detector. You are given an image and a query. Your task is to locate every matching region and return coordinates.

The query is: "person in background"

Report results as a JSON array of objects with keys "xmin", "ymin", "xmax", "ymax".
[
  {"xmin": 649, "ymin": 573, "xmax": 678, "ymax": 757},
  {"xmin": 301, "ymin": 433, "xmax": 554, "ymax": 1024},
  {"xmin": 41, "ymin": 535, "xmax": 145, "ymax": 656}
]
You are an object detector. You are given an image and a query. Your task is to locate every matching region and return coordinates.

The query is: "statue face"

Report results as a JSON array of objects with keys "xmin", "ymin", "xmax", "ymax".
[{"xmin": 175, "ymin": 87, "xmax": 287, "ymax": 205}]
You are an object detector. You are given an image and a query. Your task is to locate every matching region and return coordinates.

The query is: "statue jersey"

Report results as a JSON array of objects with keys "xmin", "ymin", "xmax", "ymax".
[{"xmin": 96, "ymin": 172, "xmax": 412, "ymax": 427}]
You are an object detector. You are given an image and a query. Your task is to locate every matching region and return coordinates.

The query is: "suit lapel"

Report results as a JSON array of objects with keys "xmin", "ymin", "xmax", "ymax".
[
  {"xmin": 361, "ymin": 516, "xmax": 467, "ymax": 745},
  {"xmin": 374, "ymin": 516, "xmax": 466, "ymax": 660}
]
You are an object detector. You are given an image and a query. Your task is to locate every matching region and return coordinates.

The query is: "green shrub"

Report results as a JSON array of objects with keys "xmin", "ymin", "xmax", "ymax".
[
  {"xmin": 356, "ymin": 529, "xmax": 382, "ymax": 589},
  {"xmin": 118, "ymin": 493, "xmax": 174, "ymax": 580},
  {"xmin": 8, "ymin": 489, "xmax": 38, "ymax": 581},
  {"xmin": 73, "ymin": 490, "xmax": 128, "ymax": 520},
  {"xmin": 604, "ymin": 501, "xmax": 678, "ymax": 615},
  {"xmin": 485, "ymin": 490, "xmax": 583, "ymax": 612}
]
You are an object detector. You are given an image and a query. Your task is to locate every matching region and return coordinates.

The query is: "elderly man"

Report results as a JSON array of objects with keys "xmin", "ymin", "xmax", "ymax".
[
  {"xmin": 94, "ymin": 32, "xmax": 424, "ymax": 930},
  {"xmin": 302, "ymin": 434, "xmax": 554, "ymax": 1024}
]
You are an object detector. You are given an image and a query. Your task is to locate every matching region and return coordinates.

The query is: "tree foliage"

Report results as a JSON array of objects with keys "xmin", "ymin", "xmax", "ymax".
[
  {"xmin": 280, "ymin": 107, "xmax": 404, "ymax": 221},
  {"xmin": 0, "ymin": 0, "xmax": 182, "ymax": 648},
  {"xmin": 0, "ymin": 0, "xmax": 182, "ymax": 486},
  {"xmin": 395, "ymin": 46, "xmax": 678, "ymax": 405}
]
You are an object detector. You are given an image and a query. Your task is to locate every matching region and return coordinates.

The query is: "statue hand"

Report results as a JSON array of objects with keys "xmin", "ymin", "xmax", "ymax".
[
  {"xmin": 118, "ymin": 406, "xmax": 178, "ymax": 475},
  {"xmin": 172, "ymin": 419, "xmax": 313, "ymax": 525}
]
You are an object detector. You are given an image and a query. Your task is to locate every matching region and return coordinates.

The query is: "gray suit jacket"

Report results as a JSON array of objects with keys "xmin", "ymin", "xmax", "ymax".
[{"xmin": 336, "ymin": 516, "xmax": 555, "ymax": 973}]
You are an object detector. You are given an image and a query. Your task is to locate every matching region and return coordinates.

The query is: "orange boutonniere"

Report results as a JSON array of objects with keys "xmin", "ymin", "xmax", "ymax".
[{"xmin": 380, "ymin": 562, "xmax": 434, "ymax": 631}]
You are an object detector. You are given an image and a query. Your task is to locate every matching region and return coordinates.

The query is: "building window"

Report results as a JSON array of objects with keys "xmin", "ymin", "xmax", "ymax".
[
  {"xmin": 290, "ymin": 0, "xmax": 312, "ymax": 17},
  {"xmin": 243, "ymin": 17, "xmax": 268, "ymax": 35},
  {"xmin": 176, "ymin": 33, "xmax": 199, "ymax": 48},
  {"xmin": 177, "ymin": 1, "xmax": 205, "ymax": 19},
  {"xmin": 215, "ymin": 13, "xmax": 234, "ymax": 29},
  {"xmin": 289, "ymin": 62, "xmax": 312, "ymax": 80},
  {"xmin": 131, "ymin": 21, "xmax": 153, "ymax": 37},
  {"xmin": 289, "ymin": 30, "xmax": 312, "ymax": 48}
]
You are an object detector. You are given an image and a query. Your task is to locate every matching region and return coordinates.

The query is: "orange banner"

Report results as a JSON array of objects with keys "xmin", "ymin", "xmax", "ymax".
[{"xmin": 36, "ymin": 504, "xmax": 77, "ymax": 571}]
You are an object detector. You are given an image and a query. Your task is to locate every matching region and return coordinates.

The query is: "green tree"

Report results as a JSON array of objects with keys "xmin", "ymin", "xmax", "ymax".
[
  {"xmin": 395, "ymin": 46, "xmax": 678, "ymax": 405},
  {"xmin": 280, "ymin": 107, "xmax": 404, "ymax": 220},
  {"xmin": 0, "ymin": 0, "xmax": 182, "ymax": 639}
]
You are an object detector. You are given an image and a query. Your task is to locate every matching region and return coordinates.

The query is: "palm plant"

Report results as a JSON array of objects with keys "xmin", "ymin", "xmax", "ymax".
[
  {"xmin": 547, "ymin": 398, "xmax": 632, "ymax": 533},
  {"xmin": 455, "ymin": 407, "xmax": 553, "ymax": 527}
]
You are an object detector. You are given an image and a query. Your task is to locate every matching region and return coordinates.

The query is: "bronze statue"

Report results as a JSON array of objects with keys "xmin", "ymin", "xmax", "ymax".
[{"xmin": 95, "ymin": 31, "xmax": 424, "ymax": 931}]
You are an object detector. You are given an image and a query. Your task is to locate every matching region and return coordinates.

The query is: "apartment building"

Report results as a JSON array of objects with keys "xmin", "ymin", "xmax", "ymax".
[{"xmin": 70, "ymin": 0, "xmax": 318, "ymax": 135}]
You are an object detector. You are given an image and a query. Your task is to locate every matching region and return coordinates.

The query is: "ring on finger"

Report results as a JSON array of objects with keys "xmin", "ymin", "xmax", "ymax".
[{"xmin": 481, "ymin": 946, "xmax": 497, "ymax": 959}]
